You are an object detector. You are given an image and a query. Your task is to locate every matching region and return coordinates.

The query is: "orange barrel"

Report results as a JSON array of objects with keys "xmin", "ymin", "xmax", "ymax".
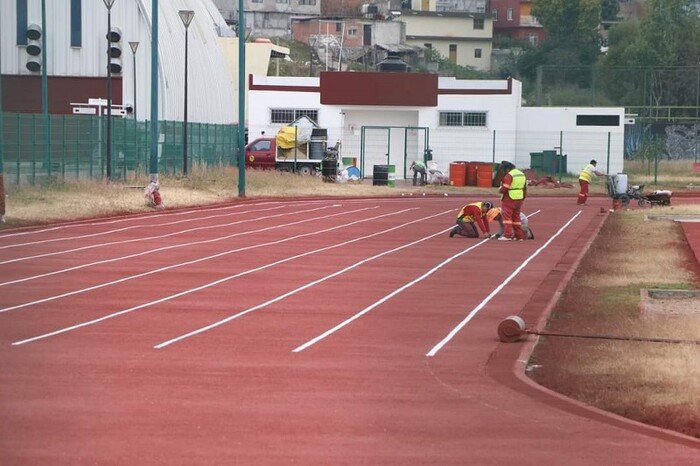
[
  {"xmin": 476, "ymin": 162, "xmax": 494, "ymax": 188},
  {"xmin": 466, "ymin": 162, "xmax": 478, "ymax": 186},
  {"xmin": 449, "ymin": 162, "xmax": 467, "ymax": 187}
]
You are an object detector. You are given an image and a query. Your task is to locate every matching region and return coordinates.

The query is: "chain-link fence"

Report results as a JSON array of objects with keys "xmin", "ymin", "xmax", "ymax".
[{"xmin": 1, "ymin": 112, "xmax": 239, "ymax": 185}]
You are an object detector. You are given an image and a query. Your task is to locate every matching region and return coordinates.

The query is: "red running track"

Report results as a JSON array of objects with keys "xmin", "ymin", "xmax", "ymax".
[{"xmin": 0, "ymin": 196, "xmax": 698, "ymax": 465}]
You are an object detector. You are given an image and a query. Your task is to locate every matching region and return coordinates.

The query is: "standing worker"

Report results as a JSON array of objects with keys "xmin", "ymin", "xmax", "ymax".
[
  {"xmin": 487, "ymin": 207, "xmax": 534, "ymax": 240},
  {"xmin": 449, "ymin": 201, "xmax": 493, "ymax": 238},
  {"xmin": 410, "ymin": 160, "xmax": 427, "ymax": 186},
  {"xmin": 577, "ymin": 159, "xmax": 606, "ymax": 206},
  {"xmin": 497, "ymin": 161, "xmax": 527, "ymax": 241}
]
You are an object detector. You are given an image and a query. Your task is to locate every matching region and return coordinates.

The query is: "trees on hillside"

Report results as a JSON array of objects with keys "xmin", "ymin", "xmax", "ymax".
[{"xmin": 597, "ymin": 0, "xmax": 700, "ymax": 111}]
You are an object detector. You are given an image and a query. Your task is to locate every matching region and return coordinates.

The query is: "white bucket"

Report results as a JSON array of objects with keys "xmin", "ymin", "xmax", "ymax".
[{"xmin": 614, "ymin": 173, "xmax": 628, "ymax": 195}]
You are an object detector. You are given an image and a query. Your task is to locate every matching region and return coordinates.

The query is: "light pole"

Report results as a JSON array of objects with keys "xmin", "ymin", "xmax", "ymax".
[
  {"xmin": 178, "ymin": 10, "xmax": 194, "ymax": 177},
  {"xmin": 129, "ymin": 41, "xmax": 139, "ymax": 120},
  {"xmin": 103, "ymin": 0, "xmax": 116, "ymax": 180}
]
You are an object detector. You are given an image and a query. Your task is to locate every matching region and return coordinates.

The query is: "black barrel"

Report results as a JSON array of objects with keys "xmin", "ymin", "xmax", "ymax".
[
  {"xmin": 373, "ymin": 165, "xmax": 389, "ymax": 186},
  {"xmin": 322, "ymin": 157, "xmax": 337, "ymax": 183},
  {"xmin": 309, "ymin": 140, "xmax": 326, "ymax": 159}
]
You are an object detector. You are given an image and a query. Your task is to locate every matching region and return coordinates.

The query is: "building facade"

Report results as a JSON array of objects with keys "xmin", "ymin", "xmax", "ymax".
[
  {"xmin": 490, "ymin": 0, "xmax": 545, "ymax": 45},
  {"xmin": 247, "ymin": 72, "xmax": 625, "ymax": 180},
  {"xmin": 1, "ymin": 0, "xmax": 236, "ymax": 124}
]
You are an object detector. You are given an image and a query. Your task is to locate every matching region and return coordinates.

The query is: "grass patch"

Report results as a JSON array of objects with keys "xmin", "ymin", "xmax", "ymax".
[{"xmin": 529, "ymin": 209, "xmax": 700, "ymax": 438}]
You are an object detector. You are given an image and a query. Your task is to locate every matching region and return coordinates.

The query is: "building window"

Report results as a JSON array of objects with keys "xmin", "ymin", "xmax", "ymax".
[
  {"xmin": 439, "ymin": 111, "xmax": 487, "ymax": 127},
  {"xmin": 528, "ymin": 33, "xmax": 538, "ymax": 46},
  {"xmin": 449, "ymin": 44, "xmax": 457, "ymax": 65},
  {"xmin": 17, "ymin": 0, "xmax": 28, "ymax": 45},
  {"xmin": 347, "ymin": 28, "xmax": 357, "ymax": 36},
  {"xmin": 336, "ymin": 22, "xmax": 342, "ymax": 32},
  {"xmin": 270, "ymin": 109, "xmax": 319, "ymax": 124},
  {"xmin": 473, "ymin": 18, "xmax": 484, "ymax": 30},
  {"xmin": 424, "ymin": 43, "xmax": 432, "ymax": 49},
  {"xmin": 277, "ymin": 0, "xmax": 289, "ymax": 3},
  {"xmin": 251, "ymin": 0, "xmax": 262, "ymax": 3},
  {"xmin": 299, "ymin": 0, "xmax": 316, "ymax": 5},
  {"xmin": 507, "ymin": 8, "xmax": 513, "ymax": 21},
  {"xmin": 492, "ymin": 9, "xmax": 498, "ymax": 21},
  {"xmin": 474, "ymin": 48, "xmax": 482, "ymax": 58},
  {"xmin": 71, "ymin": 0, "xmax": 82, "ymax": 47}
]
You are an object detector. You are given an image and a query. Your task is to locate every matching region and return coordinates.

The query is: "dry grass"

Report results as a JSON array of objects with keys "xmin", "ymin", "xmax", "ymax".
[
  {"xmin": 528, "ymin": 207, "xmax": 700, "ymax": 438},
  {"xmin": 3, "ymin": 164, "xmax": 700, "ymax": 438}
]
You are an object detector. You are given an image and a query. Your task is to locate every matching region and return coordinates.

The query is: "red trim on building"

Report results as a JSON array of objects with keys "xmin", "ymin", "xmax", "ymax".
[
  {"xmin": 248, "ymin": 73, "xmax": 513, "ymax": 105},
  {"xmin": 2, "ymin": 75, "xmax": 122, "ymax": 115}
]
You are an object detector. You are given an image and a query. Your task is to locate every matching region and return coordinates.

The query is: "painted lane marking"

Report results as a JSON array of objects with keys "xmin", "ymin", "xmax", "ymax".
[
  {"xmin": 0, "ymin": 206, "xmax": 380, "ymax": 311},
  {"xmin": 0, "ymin": 205, "xmax": 338, "ymax": 266},
  {"xmin": 11, "ymin": 208, "xmax": 439, "ymax": 346},
  {"xmin": 425, "ymin": 210, "xmax": 582, "ymax": 357},
  {"xmin": 290, "ymin": 211, "xmax": 543, "ymax": 353},
  {"xmin": 0, "ymin": 205, "xmax": 289, "ymax": 250},
  {"xmin": 0, "ymin": 199, "xmax": 326, "ymax": 240},
  {"xmin": 292, "ymin": 238, "xmax": 490, "ymax": 353},
  {"xmin": 153, "ymin": 211, "xmax": 454, "ymax": 349}
]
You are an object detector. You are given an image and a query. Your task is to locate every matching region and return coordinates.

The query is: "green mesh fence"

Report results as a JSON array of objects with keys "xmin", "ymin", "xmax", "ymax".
[{"xmin": 1, "ymin": 112, "xmax": 239, "ymax": 185}]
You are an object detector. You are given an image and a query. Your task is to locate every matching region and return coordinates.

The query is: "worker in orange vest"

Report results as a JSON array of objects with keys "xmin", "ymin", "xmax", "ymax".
[{"xmin": 449, "ymin": 201, "xmax": 493, "ymax": 238}]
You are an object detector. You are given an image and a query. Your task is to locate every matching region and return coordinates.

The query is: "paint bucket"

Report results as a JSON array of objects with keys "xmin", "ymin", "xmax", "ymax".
[
  {"xmin": 449, "ymin": 162, "xmax": 466, "ymax": 187},
  {"xmin": 373, "ymin": 164, "xmax": 395, "ymax": 187},
  {"xmin": 614, "ymin": 173, "xmax": 628, "ymax": 195},
  {"xmin": 476, "ymin": 163, "xmax": 493, "ymax": 188}
]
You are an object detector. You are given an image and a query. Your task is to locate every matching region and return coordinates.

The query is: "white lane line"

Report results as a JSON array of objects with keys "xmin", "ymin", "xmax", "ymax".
[
  {"xmin": 0, "ymin": 205, "xmax": 289, "ymax": 250},
  {"xmin": 0, "ymin": 206, "xmax": 381, "ymax": 312},
  {"xmin": 153, "ymin": 211, "xmax": 455, "ymax": 349},
  {"xmin": 0, "ymin": 205, "xmax": 335, "ymax": 266},
  {"xmin": 11, "ymin": 209, "xmax": 443, "ymax": 346},
  {"xmin": 425, "ymin": 210, "xmax": 582, "ymax": 357},
  {"xmin": 292, "ymin": 237, "xmax": 490, "ymax": 353},
  {"xmin": 0, "ymin": 199, "xmax": 320, "ymax": 240}
]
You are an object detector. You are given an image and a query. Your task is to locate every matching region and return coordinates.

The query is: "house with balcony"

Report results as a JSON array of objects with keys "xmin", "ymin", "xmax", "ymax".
[{"xmin": 490, "ymin": 0, "xmax": 544, "ymax": 45}]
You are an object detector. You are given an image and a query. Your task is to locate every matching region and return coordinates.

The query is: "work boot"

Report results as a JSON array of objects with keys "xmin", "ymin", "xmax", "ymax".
[{"xmin": 449, "ymin": 226, "xmax": 459, "ymax": 238}]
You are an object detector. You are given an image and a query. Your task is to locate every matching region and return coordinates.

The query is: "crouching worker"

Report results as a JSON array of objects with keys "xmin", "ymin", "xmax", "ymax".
[
  {"xmin": 449, "ymin": 201, "xmax": 493, "ymax": 238},
  {"xmin": 486, "ymin": 207, "xmax": 534, "ymax": 240},
  {"xmin": 410, "ymin": 160, "xmax": 427, "ymax": 186}
]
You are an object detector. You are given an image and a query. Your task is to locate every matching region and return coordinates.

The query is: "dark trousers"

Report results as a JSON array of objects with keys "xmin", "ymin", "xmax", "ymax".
[{"xmin": 456, "ymin": 220, "xmax": 478, "ymax": 237}]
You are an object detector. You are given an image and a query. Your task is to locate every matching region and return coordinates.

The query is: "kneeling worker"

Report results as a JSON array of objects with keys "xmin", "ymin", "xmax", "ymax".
[
  {"xmin": 449, "ymin": 201, "xmax": 493, "ymax": 238},
  {"xmin": 487, "ymin": 207, "xmax": 534, "ymax": 240}
]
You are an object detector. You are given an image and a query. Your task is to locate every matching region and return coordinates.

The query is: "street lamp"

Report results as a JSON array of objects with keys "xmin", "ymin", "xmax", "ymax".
[
  {"xmin": 103, "ymin": 0, "xmax": 116, "ymax": 180},
  {"xmin": 178, "ymin": 10, "xmax": 194, "ymax": 176},
  {"xmin": 129, "ymin": 41, "xmax": 139, "ymax": 120}
]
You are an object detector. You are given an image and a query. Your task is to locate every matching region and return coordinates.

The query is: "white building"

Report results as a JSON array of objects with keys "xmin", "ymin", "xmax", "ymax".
[
  {"xmin": 0, "ymin": 0, "xmax": 285, "ymax": 125},
  {"xmin": 248, "ymin": 72, "xmax": 625, "ymax": 179}
]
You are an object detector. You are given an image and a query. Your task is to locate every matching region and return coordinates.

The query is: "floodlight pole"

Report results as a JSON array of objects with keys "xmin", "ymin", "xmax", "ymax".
[
  {"xmin": 129, "ymin": 41, "xmax": 139, "ymax": 120},
  {"xmin": 179, "ymin": 10, "xmax": 194, "ymax": 177},
  {"xmin": 103, "ymin": 0, "xmax": 116, "ymax": 180}
]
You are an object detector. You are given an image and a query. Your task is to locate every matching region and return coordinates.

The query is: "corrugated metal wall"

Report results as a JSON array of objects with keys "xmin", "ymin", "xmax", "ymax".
[{"xmin": 1, "ymin": 0, "xmax": 236, "ymax": 124}]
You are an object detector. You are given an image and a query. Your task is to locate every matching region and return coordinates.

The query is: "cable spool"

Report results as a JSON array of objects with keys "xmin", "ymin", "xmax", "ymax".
[{"xmin": 497, "ymin": 315, "xmax": 526, "ymax": 342}]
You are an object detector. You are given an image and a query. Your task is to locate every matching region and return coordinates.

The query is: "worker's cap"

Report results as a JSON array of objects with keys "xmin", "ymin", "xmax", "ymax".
[
  {"xmin": 487, "ymin": 207, "xmax": 500, "ymax": 221},
  {"xmin": 500, "ymin": 160, "xmax": 515, "ymax": 171}
]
